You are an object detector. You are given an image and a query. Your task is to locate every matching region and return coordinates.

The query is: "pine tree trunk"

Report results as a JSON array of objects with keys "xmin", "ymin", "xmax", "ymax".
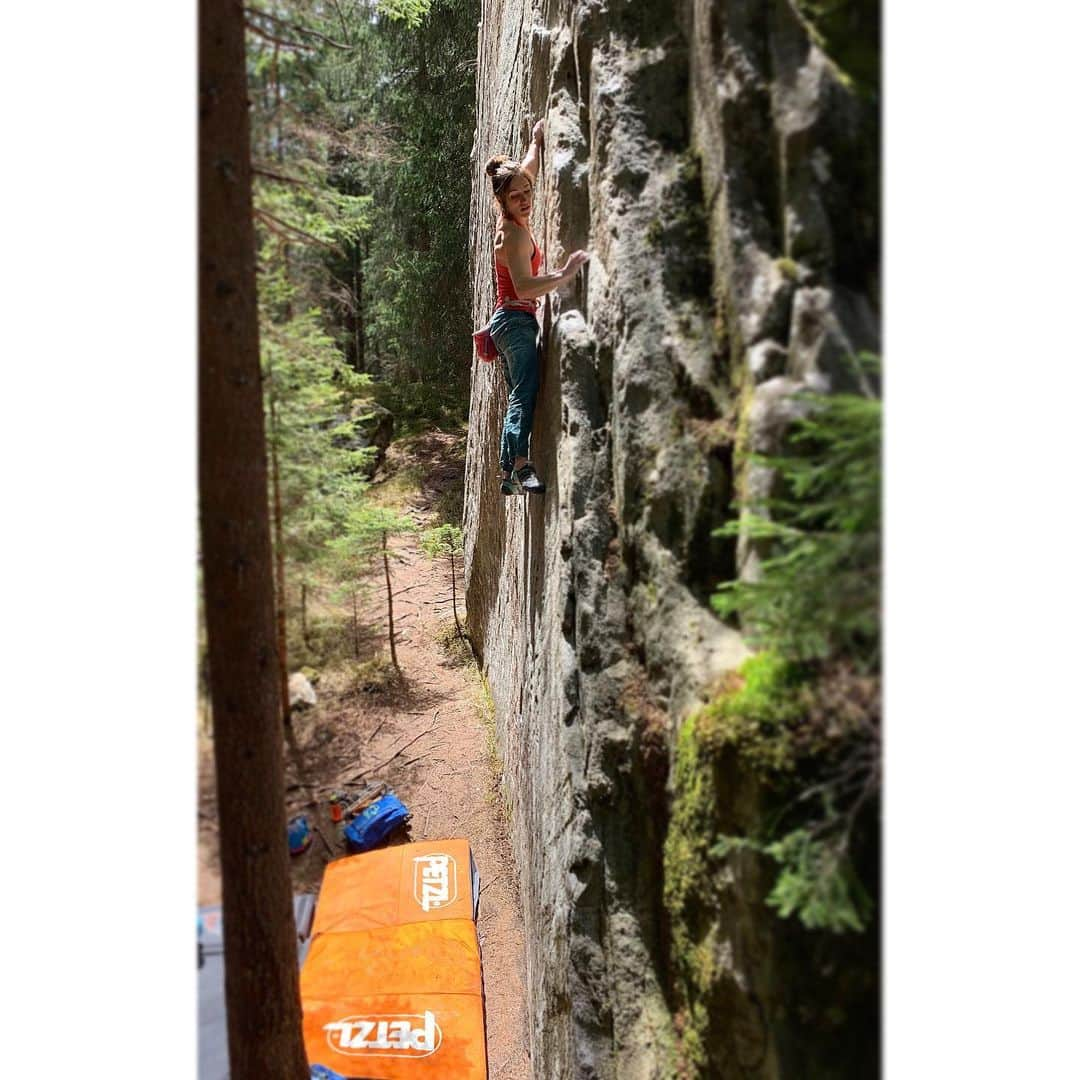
[
  {"xmin": 267, "ymin": 388, "xmax": 291, "ymax": 726},
  {"xmin": 351, "ymin": 242, "xmax": 364, "ymax": 372},
  {"xmin": 273, "ymin": 41, "xmax": 283, "ymax": 165},
  {"xmin": 383, "ymin": 530, "xmax": 400, "ymax": 674},
  {"xmin": 450, "ymin": 551, "xmax": 463, "ymax": 639},
  {"xmin": 198, "ymin": 2, "xmax": 309, "ymax": 1076}
]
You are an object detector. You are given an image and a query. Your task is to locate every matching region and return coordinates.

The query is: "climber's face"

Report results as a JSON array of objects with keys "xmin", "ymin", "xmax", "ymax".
[{"xmin": 503, "ymin": 174, "xmax": 533, "ymax": 222}]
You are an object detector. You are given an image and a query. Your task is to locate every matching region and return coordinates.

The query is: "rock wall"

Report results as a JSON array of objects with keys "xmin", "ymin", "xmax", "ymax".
[{"xmin": 463, "ymin": 2, "xmax": 879, "ymax": 1077}]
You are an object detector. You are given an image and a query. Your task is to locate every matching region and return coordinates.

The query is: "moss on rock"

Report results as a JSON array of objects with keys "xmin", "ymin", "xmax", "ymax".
[
  {"xmin": 793, "ymin": 0, "xmax": 880, "ymax": 100},
  {"xmin": 663, "ymin": 651, "xmax": 880, "ymax": 1075},
  {"xmin": 664, "ymin": 652, "xmax": 805, "ymax": 1073}
]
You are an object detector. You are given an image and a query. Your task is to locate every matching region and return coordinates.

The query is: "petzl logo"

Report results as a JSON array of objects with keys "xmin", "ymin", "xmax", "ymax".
[
  {"xmin": 323, "ymin": 1011, "xmax": 442, "ymax": 1058},
  {"xmin": 413, "ymin": 852, "xmax": 458, "ymax": 912}
]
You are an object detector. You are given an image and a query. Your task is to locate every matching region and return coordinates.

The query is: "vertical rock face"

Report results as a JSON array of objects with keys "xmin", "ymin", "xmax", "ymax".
[{"xmin": 464, "ymin": 2, "xmax": 879, "ymax": 1077}]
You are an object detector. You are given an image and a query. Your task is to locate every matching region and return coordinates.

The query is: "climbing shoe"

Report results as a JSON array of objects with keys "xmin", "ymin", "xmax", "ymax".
[
  {"xmin": 513, "ymin": 463, "xmax": 546, "ymax": 494},
  {"xmin": 500, "ymin": 473, "xmax": 522, "ymax": 496}
]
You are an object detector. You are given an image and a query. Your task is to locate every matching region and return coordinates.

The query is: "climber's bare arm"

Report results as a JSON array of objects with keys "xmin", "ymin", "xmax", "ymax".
[
  {"xmin": 521, "ymin": 119, "xmax": 544, "ymax": 183},
  {"xmin": 496, "ymin": 221, "xmax": 589, "ymax": 300}
]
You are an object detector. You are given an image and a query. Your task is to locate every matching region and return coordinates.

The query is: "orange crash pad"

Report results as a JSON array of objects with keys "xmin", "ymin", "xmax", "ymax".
[
  {"xmin": 311, "ymin": 837, "xmax": 479, "ymax": 937},
  {"xmin": 301, "ymin": 840, "xmax": 488, "ymax": 1079},
  {"xmin": 302, "ymin": 920, "xmax": 483, "ymax": 1001},
  {"xmin": 303, "ymin": 992, "xmax": 487, "ymax": 1079}
]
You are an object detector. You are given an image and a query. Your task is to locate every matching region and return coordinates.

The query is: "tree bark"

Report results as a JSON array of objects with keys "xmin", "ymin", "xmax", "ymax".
[
  {"xmin": 382, "ymin": 530, "xmax": 400, "ymax": 673},
  {"xmin": 199, "ymin": 2, "xmax": 309, "ymax": 1076},
  {"xmin": 267, "ymin": 382, "xmax": 292, "ymax": 726},
  {"xmin": 352, "ymin": 241, "xmax": 364, "ymax": 372},
  {"xmin": 450, "ymin": 551, "xmax": 463, "ymax": 639}
]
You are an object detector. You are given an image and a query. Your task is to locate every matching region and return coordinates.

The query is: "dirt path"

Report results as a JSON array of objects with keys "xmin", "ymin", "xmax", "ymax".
[{"xmin": 198, "ymin": 431, "xmax": 531, "ymax": 1080}]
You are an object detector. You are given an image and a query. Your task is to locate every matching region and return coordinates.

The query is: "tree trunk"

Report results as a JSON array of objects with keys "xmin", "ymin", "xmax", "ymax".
[
  {"xmin": 267, "ymin": 384, "xmax": 292, "ymax": 726},
  {"xmin": 352, "ymin": 241, "xmax": 364, "ymax": 372},
  {"xmin": 198, "ymin": 2, "xmax": 310, "ymax": 1077},
  {"xmin": 351, "ymin": 590, "xmax": 361, "ymax": 660},
  {"xmin": 265, "ymin": 380, "xmax": 291, "ymax": 725},
  {"xmin": 450, "ymin": 551, "xmax": 463, "ymax": 639},
  {"xmin": 273, "ymin": 40, "xmax": 284, "ymax": 165},
  {"xmin": 382, "ymin": 530, "xmax": 400, "ymax": 674}
]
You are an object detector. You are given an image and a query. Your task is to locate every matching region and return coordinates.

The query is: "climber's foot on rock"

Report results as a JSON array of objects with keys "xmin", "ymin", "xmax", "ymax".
[{"xmin": 513, "ymin": 463, "xmax": 546, "ymax": 494}]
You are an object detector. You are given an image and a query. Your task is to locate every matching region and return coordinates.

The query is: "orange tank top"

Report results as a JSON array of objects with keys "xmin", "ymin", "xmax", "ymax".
[{"xmin": 495, "ymin": 230, "xmax": 543, "ymax": 311}]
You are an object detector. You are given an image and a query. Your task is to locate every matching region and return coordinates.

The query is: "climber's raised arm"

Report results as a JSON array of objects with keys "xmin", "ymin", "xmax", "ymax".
[
  {"xmin": 521, "ymin": 119, "xmax": 544, "ymax": 183},
  {"xmin": 496, "ymin": 219, "xmax": 588, "ymax": 300}
]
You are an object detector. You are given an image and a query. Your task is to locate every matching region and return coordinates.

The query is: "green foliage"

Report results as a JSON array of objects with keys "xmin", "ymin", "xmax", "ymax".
[
  {"xmin": 686, "ymin": 356, "xmax": 882, "ymax": 939},
  {"xmin": 695, "ymin": 651, "xmax": 807, "ymax": 775},
  {"xmin": 666, "ymin": 651, "xmax": 876, "ymax": 943},
  {"xmin": 327, "ymin": 505, "xmax": 417, "ymax": 576},
  {"xmin": 763, "ymin": 829, "xmax": 872, "ymax": 933},
  {"xmin": 419, "ymin": 523, "xmax": 464, "ymax": 561},
  {"xmin": 260, "ymin": 287, "xmax": 374, "ymax": 579},
  {"xmin": 245, "ymin": 0, "xmax": 476, "ymax": 428},
  {"xmin": 242, "ymin": 1, "xmax": 478, "ymax": 678},
  {"xmin": 377, "ymin": 0, "xmax": 434, "ymax": 28},
  {"xmin": 793, "ymin": 0, "xmax": 880, "ymax": 100},
  {"xmin": 355, "ymin": 0, "xmax": 477, "ymax": 413},
  {"xmin": 712, "ymin": 352, "xmax": 881, "ymax": 669}
]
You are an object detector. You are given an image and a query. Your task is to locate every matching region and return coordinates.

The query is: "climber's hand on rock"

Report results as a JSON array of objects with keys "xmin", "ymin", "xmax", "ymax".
[
  {"xmin": 532, "ymin": 118, "xmax": 545, "ymax": 144},
  {"xmin": 562, "ymin": 250, "xmax": 589, "ymax": 276}
]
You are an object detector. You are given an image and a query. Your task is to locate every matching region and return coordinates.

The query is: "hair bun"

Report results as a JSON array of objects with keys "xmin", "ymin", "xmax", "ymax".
[{"xmin": 485, "ymin": 155, "xmax": 509, "ymax": 177}]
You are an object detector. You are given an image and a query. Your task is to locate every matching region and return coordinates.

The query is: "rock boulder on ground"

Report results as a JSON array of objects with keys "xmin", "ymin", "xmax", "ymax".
[{"xmin": 288, "ymin": 672, "xmax": 317, "ymax": 711}]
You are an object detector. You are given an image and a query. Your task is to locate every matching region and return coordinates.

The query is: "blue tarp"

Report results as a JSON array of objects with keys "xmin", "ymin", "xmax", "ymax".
[{"xmin": 198, "ymin": 895, "xmax": 316, "ymax": 1080}]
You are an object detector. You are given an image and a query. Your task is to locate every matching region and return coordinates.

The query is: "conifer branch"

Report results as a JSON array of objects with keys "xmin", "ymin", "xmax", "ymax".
[
  {"xmin": 254, "ymin": 207, "xmax": 335, "ymax": 249},
  {"xmin": 244, "ymin": 20, "xmax": 316, "ymax": 52},
  {"xmin": 252, "ymin": 164, "xmax": 318, "ymax": 190},
  {"xmin": 244, "ymin": 6, "xmax": 354, "ymax": 50}
]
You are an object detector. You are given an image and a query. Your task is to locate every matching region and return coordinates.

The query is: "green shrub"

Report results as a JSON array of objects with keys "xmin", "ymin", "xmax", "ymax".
[
  {"xmin": 669, "ymin": 652, "xmax": 876, "ymax": 937},
  {"xmin": 679, "ymin": 355, "xmax": 882, "ymax": 936},
  {"xmin": 713, "ymin": 352, "xmax": 881, "ymax": 670}
]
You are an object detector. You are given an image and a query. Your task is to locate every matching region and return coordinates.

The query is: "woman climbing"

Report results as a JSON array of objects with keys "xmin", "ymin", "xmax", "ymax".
[{"xmin": 485, "ymin": 119, "xmax": 589, "ymax": 496}]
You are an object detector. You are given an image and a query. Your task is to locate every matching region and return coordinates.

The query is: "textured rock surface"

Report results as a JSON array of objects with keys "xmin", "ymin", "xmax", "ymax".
[{"xmin": 463, "ymin": 2, "xmax": 879, "ymax": 1076}]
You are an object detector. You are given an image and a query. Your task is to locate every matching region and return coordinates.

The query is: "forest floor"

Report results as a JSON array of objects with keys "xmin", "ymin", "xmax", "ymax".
[{"xmin": 197, "ymin": 427, "xmax": 532, "ymax": 1080}]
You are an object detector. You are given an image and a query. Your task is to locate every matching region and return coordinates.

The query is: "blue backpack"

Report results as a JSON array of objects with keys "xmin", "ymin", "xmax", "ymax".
[{"xmin": 343, "ymin": 793, "xmax": 410, "ymax": 851}]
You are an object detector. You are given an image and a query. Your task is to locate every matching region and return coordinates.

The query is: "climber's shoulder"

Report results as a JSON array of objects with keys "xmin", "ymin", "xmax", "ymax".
[{"xmin": 495, "ymin": 218, "xmax": 530, "ymax": 257}]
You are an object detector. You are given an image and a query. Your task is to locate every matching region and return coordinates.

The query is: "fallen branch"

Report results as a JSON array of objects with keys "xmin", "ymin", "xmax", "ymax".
[
  {"xmin": 400, "ymin": 746, "xmax": 445, "ymax": 769},
  {"xmin": 312, "ymin": 824, "xmax": 337, "ymax": 857},
  {"xmin": 347, "ymin": 711, "xmax": 440, "ymax": 781}
]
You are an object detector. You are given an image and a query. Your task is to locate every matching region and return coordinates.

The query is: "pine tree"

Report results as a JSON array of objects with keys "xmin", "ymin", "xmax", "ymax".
[
  {"xmin": 327, "ymin": 506, "xmax": 417, "ymax": 675},
  {"xmin": 420, "ymin": 523, "xmax": 466, "ymax": 640},
  {"xmin": 199, "ymin": 0, "xmax": 309, "ymax": 1072}
]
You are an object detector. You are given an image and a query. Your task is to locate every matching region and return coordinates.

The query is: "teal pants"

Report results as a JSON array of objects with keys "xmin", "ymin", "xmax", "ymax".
[{"xmin": 489, "ymin": 307, "xmax": 540, "ymax": 473}]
